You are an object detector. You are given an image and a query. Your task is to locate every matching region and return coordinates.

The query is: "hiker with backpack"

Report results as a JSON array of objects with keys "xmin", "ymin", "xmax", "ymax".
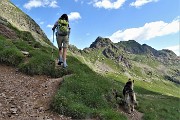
[{"xmin": 52, "ymin": 14, "xmax": 70, "ymax": 68}]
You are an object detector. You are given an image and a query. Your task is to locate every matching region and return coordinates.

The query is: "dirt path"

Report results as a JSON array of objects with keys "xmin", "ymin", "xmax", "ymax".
[
  {"xmin": 0, "ymin": 64, "xmax": 71, "ymax": 120},
  {"xmin": 118, "ymin": 105, "xmax": 143, "ymax": 120}
]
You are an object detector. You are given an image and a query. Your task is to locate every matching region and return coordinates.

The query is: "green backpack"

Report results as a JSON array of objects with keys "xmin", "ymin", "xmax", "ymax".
[{"xmin": 57, "ymin": 19, "xmax": 69, "ymax": 36}]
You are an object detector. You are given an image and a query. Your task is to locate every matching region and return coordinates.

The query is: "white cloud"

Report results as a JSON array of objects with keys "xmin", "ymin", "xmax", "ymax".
[
  {"xmin": 130, "ymin": 0, "xmax": 158, "ymax": 8},
  {"xmin": 49, "ymin": 1, "xmax": 58, "ymax": 8},
  {"xmin": 68, "ymin": 12, "xmax": 81, "ymax": 21},
  {"xmin": 165, "ymin": 45, "xmax": 180, "ymax": 56},
  {"xmin": 92, "ymin": 0, "xmax": 126, "ymax": 9},
  {"xmin": 47, "ymin": 24, "xmax": 53, "ymax": 28},
  {"xmin": 24, "ymin": 0, "xmax": 59, "ymax": 10},
  {"xmin": 74, "ymin": 0, "xmax": 84, "ymax": 4},
  {"xmin": 109, "ymin": 18, "xmax": 179, "ymax": 43}
]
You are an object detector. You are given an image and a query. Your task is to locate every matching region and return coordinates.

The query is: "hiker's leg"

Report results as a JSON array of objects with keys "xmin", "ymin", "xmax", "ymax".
[
  {"xmin": 62, "ymin": 36, "xmax": 69, "ymax": 67},
  {"xmin": 59, "ymin": 47, "xmax": 63, "ymax": 60},
  {"xmin": 63, "ymin": 47, "xmax": 67, "ymax": 65},
  {"xmin": 57, "ymin": 35, "xmax": 63, "ymax": 63}
]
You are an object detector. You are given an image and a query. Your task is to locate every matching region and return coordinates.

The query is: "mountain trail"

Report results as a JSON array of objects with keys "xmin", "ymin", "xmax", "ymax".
[
  {"xmin": 118, "ymin": 104, "xmax": 143, "ymax": 120},
  {"xmin": 0, "ymin": 64, "xmax": 71, "ymax": 120}
]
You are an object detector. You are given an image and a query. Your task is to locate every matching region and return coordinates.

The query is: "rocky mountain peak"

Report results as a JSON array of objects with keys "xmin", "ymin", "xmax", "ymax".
[
  {"xmin": 89, "ymin": 36, "xmax": 113, "ymax": 48},
  {"xmin": 116, "ymin": 40, "xmax": 145, "ymax": 54}
]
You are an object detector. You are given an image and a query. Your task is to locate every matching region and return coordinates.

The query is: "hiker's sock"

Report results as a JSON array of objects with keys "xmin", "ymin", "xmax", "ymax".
[
  {"xmin": 58, "ymin": 56, "xmax": 63, "ymax": 65},
  {"xmin": 59, "ymin": 56, "xmax": 63, "ymax": 62},
  {"xmin": 63, "ymin": 61, "xmax": 68, "ymax": 68},
  {"xmin": 59, "ymin": 57, "xmax": 63, "ymax": 63}
]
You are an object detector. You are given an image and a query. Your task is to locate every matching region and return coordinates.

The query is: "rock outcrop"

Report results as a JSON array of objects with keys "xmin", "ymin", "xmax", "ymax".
[
  {"xmin": 90, "ymin": 36, "xmax": 114, "ymax": 48},
  {"xmin": 0, "ymin": 0, "xmax": 50, "ymax": 46}
]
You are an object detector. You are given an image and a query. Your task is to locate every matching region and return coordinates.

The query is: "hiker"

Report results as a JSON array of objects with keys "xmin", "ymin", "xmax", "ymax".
[{"xmin": 52, "ymin": 14, "xmax": 70, "ymax": 68}]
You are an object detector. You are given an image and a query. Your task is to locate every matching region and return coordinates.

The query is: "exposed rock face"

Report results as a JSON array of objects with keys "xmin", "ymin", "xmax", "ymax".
[
  {"xmin": 0, "ymin": 0, "xmax": 50, "ymax": 46},
  {"xmin": 0, "ymin": 22, "xmax": 17, "ymax": 39},
  {"xmin": 158, "ymin": 49, "xmax": 177, "ymax": 58},
  {"xmin": 116, "ymin": 40, "xmax": 155, "ymax": 55},
  {"xmin": 102, "ymin": 48, "xmax": 115, "ymax": 58},
  {"xmin": 118, "ymin": 55, "xmax": 132, "ymax": 68},
  {"xmin": 90, "ymin": 36, "xmax": 114, "ymax": 48},
  {"xmin": 142, "ymin": 44, "xmax": 159, "ymax": 56},
  {"xmin": 87, "ymin": 37, "xmax": 179, "ymax": 68},
  {"xmin": 116, "ymin": 40, "xmax": 178, "ymax": 59}
]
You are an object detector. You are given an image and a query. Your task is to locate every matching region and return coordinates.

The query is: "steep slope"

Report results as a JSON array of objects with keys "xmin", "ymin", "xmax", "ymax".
[{"xmin": 0, "ymin": 0, "xmax": 51, "ymax": 46}]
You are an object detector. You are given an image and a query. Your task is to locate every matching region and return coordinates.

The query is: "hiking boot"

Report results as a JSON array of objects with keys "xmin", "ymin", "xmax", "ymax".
[
  {"xmin": 63, "ymin": 63, "xmax": 68, "ymax": 68},
  {"xmin": 58, "ymin": 59, "xmax": 63, "ymax": 65}
]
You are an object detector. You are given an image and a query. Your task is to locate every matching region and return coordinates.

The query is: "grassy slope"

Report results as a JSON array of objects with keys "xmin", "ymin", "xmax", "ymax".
[
  {"xmin": 52, "ymin": 56, "xmax": 127, "ymax": 119},
  {"xmin": 0, "ymin": 24, "xmax": 71, "ymax": 78},
  {"xmin": 75, "ymin": 48, "xmax": 180, "ymax": 119},
  {"xmin": 1, "ymin": 24, "xmax": 180, "ymax": 119}
]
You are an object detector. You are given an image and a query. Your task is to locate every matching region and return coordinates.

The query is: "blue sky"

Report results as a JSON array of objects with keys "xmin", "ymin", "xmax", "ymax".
[{"xmin": 10, "ymin": 0, "xmax": 180, "ymax": 56}]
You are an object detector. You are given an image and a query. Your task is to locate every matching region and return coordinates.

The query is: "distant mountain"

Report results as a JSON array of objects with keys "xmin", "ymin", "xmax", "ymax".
[
  {"xmin": 89, "ymin": 37, "xmax": 178, "ymax": 59},
  {"xmin": 90, "ymin": 36, "xmax": 114, "ymax": 48},
  {"xmin": 0, "ymin": 0, "xmax": 50, "ymax": 46},
  {"xmin": 116, "ymin": 40, "xmax": 178, "ymax": 58},
  {"xmin": 77, "ymin": 36, "xmax": 180, "ymax": 83}
]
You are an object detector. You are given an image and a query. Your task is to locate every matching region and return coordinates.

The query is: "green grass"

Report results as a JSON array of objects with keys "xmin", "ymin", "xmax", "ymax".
[
  {"xmin": 131, "ymin": 65, "xmax": 144, "ymax": 77},
  {"xmin": 130, "ymin": 54, "xmax": 160, "ymax": 68},
  {"xmin": 0, "ymin": 32, "xmax": 70, "ymax": 78},
  {"xmin": 138, "ymin": 95, "xmax": 180, "ymax": 120},
  {"xmin": 81, "ymin": 48, "xmax": 122, "ymax": 72},
  {"xmin": 51, "ymin": 56, "xmax": 127, "ymax": 119},
  {"xmin": 1, "ymin": 21, "xmax": 180, "ymax": 120},
  {"xmin": 2, "ymin": 32, "xmax": 179, "ymax": 119},
  {"xmin": 106, "ymin": 72, "xmax": 180, "ymax": 120},
  {"xmin": 0, "ymin": 37, "xmax": 24, "ymax": 66}
]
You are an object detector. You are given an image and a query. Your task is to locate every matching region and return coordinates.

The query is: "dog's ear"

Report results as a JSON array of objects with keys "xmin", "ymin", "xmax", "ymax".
[{"xmin": 133, "ymin": 80, "xmax": 134, "ymax": 83}]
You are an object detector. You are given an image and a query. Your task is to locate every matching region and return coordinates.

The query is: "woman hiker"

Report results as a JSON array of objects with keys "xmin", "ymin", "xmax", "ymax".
[{"xmin": 52, "ymin": 14, "xmax": 70, "ymax": 68}]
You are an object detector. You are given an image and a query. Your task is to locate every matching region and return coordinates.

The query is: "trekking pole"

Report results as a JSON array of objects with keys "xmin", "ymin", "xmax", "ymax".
[{"xmin": 52, "ymin": 30, "xmax": 54, "ymax": 59}]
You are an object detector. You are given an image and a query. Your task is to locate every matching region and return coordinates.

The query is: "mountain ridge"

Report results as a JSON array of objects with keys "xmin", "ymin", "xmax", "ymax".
[
  {"xmin": 89, "ymin": 36, "xmax": 178, "ymax": 58},
  {"xmin": 0, "ymin": 0, "xmax": 51, "ymax": 46}
]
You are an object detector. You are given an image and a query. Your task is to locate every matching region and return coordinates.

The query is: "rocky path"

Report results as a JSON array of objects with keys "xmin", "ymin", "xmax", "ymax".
[
  {"xmin": 0, "ymin": 64, "xmax": 71, "ymax": 120},
  {"xmin": 118, "ymin": 105, "xmax": 143, "ymax": 120}
]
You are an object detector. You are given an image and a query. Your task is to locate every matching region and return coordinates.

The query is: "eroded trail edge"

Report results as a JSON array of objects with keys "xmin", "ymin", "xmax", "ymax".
[{"xmin": 0, "ymin": 64, "xmax": 71, "ymax": 120}]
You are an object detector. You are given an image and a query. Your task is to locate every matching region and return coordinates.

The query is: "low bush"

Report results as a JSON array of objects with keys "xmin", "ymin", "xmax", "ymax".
[{"xmin": 0, "ymin": 37, "xmax": 24, "ymax": 66}]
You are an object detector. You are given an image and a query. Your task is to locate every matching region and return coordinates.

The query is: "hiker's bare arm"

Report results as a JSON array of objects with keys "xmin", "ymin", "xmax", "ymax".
[{"xmin": 52, "ymin": 21, "xmax": 58, "ymax": 31}]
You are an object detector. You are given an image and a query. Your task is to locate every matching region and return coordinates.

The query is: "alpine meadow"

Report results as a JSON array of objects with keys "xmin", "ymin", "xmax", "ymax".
[{"xmin": 0, "ymin": 0, "xmax": 180, "ymax": 120}]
